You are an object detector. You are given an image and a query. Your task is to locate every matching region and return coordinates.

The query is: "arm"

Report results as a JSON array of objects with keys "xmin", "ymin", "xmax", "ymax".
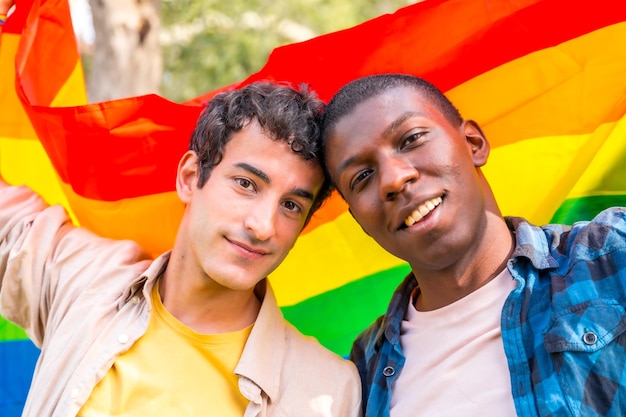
[
  {"xmin": 0, "ymin": 0, "xmax": 14, "ymax": 20},
  {"xmin": 0, "ymin": 181, "xmax": 55, "ymax": 344},
  {"xmin": 0, "ymin": 181, "xmax": 150, "ymax": 346},
  {"xmin": 0, "ymin": 0, "xmax": 14, "ymax": 12}
]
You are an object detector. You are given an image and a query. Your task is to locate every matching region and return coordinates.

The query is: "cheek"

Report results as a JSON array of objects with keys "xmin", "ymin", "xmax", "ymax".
[
  {"xmin": 275, "ymin": 221, "xmax": 301, "ymax": 243},
  {"xmin": 443, "ymin": 163, "xmax": 464, "ymax": 181},
  {"xmin": 347, "ymin": 195, "xmax": 381, "ymax": 227}
]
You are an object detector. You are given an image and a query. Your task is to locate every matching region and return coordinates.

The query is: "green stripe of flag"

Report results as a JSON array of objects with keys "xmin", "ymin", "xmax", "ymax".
[
  {"xmin": 282, "ymin": 264, "xmax": 410, "ymax": 357},
  {"xmin": 0, "ymin": 315, "xmax": 29, "ymax": 342},
  {"xmin": 550, "ymin": 195, "xmax": 626, "ymax": 224}
]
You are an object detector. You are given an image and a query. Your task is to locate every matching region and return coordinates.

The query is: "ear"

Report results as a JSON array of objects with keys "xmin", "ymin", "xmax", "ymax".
[
  {"xmin": 462, "ymin": 119, "xmax": 490, "ymax": 168},
  {"xmin": 176, "ymin": 150, "xmax": 199, "ymax": 204}
]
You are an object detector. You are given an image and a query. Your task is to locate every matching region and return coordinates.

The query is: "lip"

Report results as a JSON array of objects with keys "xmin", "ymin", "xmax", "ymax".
[
  {"xmin": 396, "ymin": 194, "xmax": 444, "ymax": 231},
  {"xmin": 226, "ymin": 238, "xmax": 269, "ymax": 259}
]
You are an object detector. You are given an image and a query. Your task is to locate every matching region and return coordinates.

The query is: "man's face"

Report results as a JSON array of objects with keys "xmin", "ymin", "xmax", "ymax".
[
  {"xmin": 324, "ymin": 86, "xmax": 490, "ymax": 271},
  {"xmin": 178, "ymin": 120, "xmax": 324, "ymax": 291}
]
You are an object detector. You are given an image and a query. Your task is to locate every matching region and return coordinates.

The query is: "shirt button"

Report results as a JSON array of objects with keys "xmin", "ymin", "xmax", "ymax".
[
  {"xmin": 70, "ymin": 388, "xmax": 79, "ymax": 399},
  {"xmin": 383, "ymin": 366, "xmax": 395, "ymax": 377},
  {"xmin": 583, "ymin": 331, "xmax": 597, "ymax": 345},
  {"xmin": 118, "ymin": 334, "xmax": 129, "ymax": 344},
  {"xmin": 131, "ymin": 296, "xmax": 140, "ymax": 304}
]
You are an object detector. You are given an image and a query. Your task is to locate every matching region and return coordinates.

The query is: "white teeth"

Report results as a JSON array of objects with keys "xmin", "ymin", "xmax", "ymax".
[{"xmin": 404, "ymin": 196, "xmax": 442, "ymax": 227}]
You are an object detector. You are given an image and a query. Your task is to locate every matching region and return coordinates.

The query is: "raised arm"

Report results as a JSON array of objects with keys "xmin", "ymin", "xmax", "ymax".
[{"xmin": 0, "ymin": 181, "xmax": 151, "ymax": 346}]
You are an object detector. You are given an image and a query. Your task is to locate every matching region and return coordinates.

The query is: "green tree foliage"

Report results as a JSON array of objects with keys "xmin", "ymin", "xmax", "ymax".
[{"xmin": 160, "ymin": 0, "xmax": 417, "ymax": 102}]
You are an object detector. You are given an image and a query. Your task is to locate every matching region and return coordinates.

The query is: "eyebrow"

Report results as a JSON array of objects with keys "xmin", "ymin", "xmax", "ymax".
[
  {"xmin": 237, "ymin": 162, "xmax": 270, "ymax": 184},
  {"xmin": 336, "ymin": 111, "xmax": 422, "ymax": 174},
  {"xmin": 291, "ymin": 188, "xmax": 315, "ymax": 202},
  {"xmin": 336, "ymin": 154, "xmax": 361, "ymax": 177},
  {"xmin": 382, "ymin": 111, "xmax": 422, "ymax": 138},
  {"xmin": 236, "ymin": 162, "xmax": 315, "ymax": 201}
]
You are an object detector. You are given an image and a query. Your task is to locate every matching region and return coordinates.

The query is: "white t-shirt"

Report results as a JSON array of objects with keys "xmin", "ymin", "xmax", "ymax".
[{"xmin": 390, "ymin": 268, "xmax": 518, "ymax": 417}]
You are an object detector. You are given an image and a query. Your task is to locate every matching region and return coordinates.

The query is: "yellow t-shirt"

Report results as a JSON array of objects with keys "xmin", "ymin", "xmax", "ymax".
[{"xmin": 78, "ymin": 283, "xmax": 252, "ymax": 417}]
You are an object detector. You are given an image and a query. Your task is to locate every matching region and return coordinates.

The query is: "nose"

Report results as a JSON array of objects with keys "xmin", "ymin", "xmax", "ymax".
[
  {"xmin": 243, "ymin": 198, "xmax": 277, "ymax": 241},
  {"xmin": 379, "ymin": 157, "xmax": 418, "ymax": 201}
]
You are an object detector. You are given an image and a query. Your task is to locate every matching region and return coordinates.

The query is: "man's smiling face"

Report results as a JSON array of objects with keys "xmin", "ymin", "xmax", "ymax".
[
  {"xmin": 178, "ymin": 119, "xmax": 325, "ymax": 291},
  {"xmin": 324, "ymin": 86, "xmax": 490, "ymax": 272}
]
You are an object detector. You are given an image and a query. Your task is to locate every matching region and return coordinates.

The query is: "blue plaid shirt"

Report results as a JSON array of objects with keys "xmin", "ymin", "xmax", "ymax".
[{"xmin": 351, "ymin": 208, "xmax": 626, "ymax": 417}]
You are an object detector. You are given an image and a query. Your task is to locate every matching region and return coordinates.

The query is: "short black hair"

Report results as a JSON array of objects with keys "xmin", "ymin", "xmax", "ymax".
[{"xmin": 322, "ymin": 73, "xmax": 463, "ymax": 146}]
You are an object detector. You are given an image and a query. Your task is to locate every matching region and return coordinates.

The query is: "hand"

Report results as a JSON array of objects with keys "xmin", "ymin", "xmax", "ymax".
[{"xmin": 0, "ymin": 0, "xmax": 15, "ymax": 16}]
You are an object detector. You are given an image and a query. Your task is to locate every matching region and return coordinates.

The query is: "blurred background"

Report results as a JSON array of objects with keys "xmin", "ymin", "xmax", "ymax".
[{"xmin": 70, "ymin": 0, "xmax": 421, "ymax": 103}]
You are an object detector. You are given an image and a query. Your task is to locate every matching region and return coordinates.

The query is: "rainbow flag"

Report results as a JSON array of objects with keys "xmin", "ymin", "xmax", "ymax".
[{"xmin": 1, "ymin": 0, "xmax": 625, "ymax": 414}]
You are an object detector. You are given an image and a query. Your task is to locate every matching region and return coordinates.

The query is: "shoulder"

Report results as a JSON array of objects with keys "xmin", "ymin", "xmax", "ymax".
[
  {"xmin": 550, "ymin": 207, "xmax": 626, "ymax": 260},
  {"xmin": 283, "ymin": 323, "xmax": 356, "ymax": 370},
  {"xmin": 276, "ymin": 324, "xmax": 362, "ymax": 415},
  {"xmin": 281, "ymin": 323, "xmax": 360, "ymax": 388},
  {"xmin": 351, "ymin": 315, "xmax": 386, "ymax": 360},
  {"xmin": 570, "ymin": 207, "xmax": 626, "ymax": 237},
  {"xmin": 533, "ymin": 208, "xmax": 626, "ymax": 308},
  {"xmin": 508, "ymin": 208, "xmax": 626, "ymax": 267}
]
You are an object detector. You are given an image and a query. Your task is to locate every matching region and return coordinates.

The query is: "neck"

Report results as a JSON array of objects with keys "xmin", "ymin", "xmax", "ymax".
[
  {"xmin": 158, "ymin": 259, "xmax": 262, "ymax": 334},
  {"xmin": 413, "ymin": 212, "xmax": 514, "ymax": 311}
]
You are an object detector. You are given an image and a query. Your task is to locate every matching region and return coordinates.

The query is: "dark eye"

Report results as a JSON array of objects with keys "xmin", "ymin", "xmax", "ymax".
[
  {"xmin": 235, "ymin": 178, "xmax": 255, "ymax": 191},
  {"xmin": 401, "ymin": 131, "xmax": 425, "ymax": 149},
  {"xmin": 350, "ymin": 169, "xmax": 373, "ymax": 191},
  {"xmin": 282, "ymin": 200, "xmax": 302, "ymax": 213}
]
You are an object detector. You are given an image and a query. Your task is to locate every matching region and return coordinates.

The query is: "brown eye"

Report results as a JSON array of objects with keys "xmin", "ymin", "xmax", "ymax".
[
  {"xmin": 401, "ymin": 131, "xmax": 426, "ymax": 149},
  {"xmin": 236, "ymin": 178, "xmax": 255, "ymax": 191},
  {"xmin": 350, "ymin": 169, "xmax": 373, "ymax": 191},
  {"xmin": 282, "ymin": 200, "xmax": 303, "ymax": 215}
]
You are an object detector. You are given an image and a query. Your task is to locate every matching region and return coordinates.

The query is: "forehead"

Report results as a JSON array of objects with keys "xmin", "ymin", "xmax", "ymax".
[
  {"xmin": 223, "ymin": 121, "xmax": 324, "ymax": 188},
  {"xmin": 327, "ymin": 87, "xmax": 449, "ymax": 149}
]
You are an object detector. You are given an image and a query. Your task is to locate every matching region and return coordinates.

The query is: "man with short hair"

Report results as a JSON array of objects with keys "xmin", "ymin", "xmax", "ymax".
[
  {"xmin": 321, "ymin": 73, "xmax": 626, "ymax": 417},
  {"xmin": 0, "ymin": 81, "xmax": 361, "ymax": 417}
]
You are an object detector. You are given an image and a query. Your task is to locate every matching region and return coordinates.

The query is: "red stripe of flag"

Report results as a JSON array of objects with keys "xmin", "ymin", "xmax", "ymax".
[{"xmin": 15, "ymin": 0, "xmax": 626, "ymax": 201}]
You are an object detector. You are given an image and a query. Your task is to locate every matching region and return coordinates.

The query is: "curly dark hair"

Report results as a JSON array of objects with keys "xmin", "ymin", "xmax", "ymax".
[{"xmin": 188, "ymin": 81, "xmax": 332, "ymax": 218}]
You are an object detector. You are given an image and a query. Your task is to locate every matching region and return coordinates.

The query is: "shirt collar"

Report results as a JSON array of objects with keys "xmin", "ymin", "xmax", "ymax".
[
  {"xmin": 506, "ymin": 216, "xmax": 562, "ymax": 270},
  {"xmin": 381, "ymin": 272, "xmax": 417, "ymax": 345},
  {"xmin": 235, "ymin": 278, "xmax": 285, "ymax": 402},
  {"xmin": 118, "ymin": 252, "xmax": 170, "ymax": 309}
]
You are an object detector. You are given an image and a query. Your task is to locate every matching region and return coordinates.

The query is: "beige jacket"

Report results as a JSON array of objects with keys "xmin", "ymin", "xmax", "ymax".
[{"xmin": 0, "ymin": 184, "xmax": 362, "ymax": 417}]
